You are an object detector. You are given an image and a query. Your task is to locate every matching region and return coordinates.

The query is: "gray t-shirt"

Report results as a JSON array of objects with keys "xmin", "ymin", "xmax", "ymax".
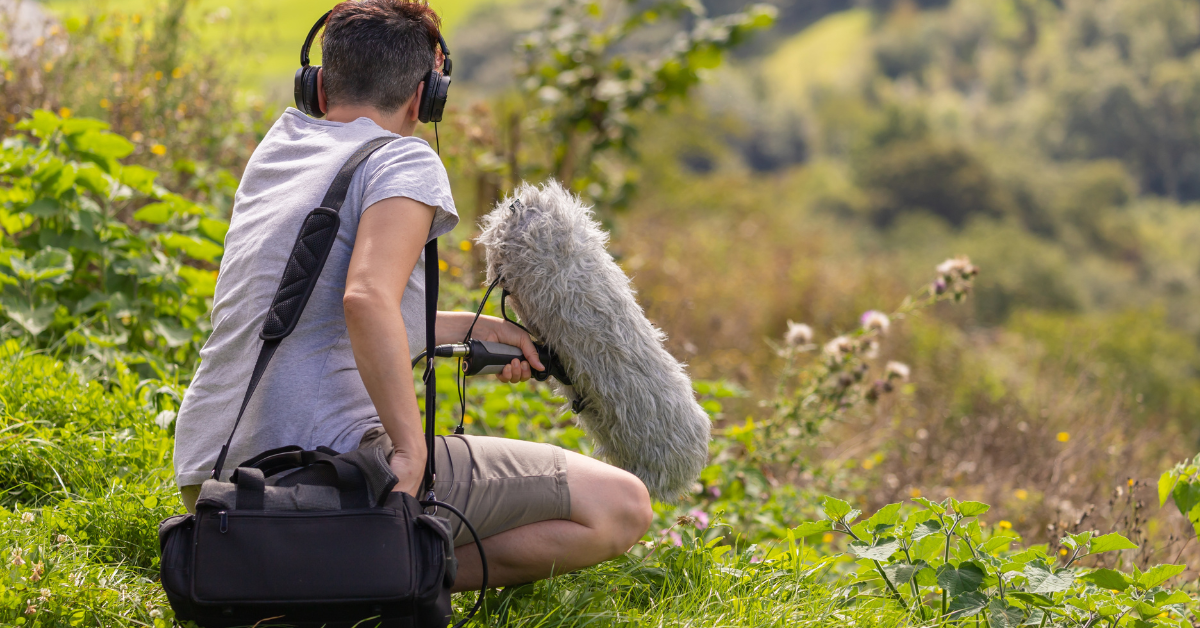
[{"xmin": 173, "ymin": 109, "xmax": 458, "ymax": 487}]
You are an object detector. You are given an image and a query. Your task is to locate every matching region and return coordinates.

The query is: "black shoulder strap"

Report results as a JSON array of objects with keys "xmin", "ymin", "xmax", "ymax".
[{"xmin": 211, "ymin": 136, "xmax": 400, "ymax": 480}]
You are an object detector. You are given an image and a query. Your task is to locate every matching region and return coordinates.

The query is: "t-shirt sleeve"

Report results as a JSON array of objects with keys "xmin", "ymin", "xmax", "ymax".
[{"xmin": 360, "ymin": 137, "xmax": 459, "ymax": 241}]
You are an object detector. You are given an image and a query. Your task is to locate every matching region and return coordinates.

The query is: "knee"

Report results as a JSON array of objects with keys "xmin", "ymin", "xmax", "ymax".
[{"xmin": 604, "ymin": 472, "xmax": 653, "ymax": 556}]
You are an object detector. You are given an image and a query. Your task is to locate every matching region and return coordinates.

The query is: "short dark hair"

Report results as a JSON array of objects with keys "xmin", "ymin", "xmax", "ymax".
[{"xmin": 322, "ymin": 0, "xmax": 442, "ymax": 114}]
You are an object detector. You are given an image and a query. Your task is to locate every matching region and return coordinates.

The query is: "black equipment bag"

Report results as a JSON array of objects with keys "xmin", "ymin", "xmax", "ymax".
[{"xmin": 158, "ymin": 137, "xmax": 481, "ymax": 627}]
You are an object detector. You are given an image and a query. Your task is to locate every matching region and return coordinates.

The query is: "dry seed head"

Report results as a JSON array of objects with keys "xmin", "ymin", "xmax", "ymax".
[
  {"xmin": 860, "ymin": 310, "xmax": 890, "ymax": 334},
  {"xmin": 824, "ymin": 335, "xmax": 853, "ymax": 357},
  {"xmin": 784, "ymin": 320, "xmax": 814, "ymax": 347},
  {"xmin": 885, "ymin": 361, "xmax": 911, "ymax": 381}
]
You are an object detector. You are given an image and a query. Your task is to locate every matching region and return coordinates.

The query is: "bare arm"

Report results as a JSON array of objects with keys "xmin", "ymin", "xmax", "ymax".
[{"xmin": 344, "ymin": 196, "xmax": 434, "ymax": 496}]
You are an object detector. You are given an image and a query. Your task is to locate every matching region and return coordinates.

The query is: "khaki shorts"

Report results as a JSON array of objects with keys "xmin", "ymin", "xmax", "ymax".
[{"xmin": 180, "ymin": 429, "xmax": 571, "ymax": 547}]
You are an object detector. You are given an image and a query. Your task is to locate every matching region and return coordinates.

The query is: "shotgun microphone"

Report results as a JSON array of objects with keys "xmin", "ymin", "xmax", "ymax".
[{"xmin": 475, "ymin": 181, "xmax": 710, "ymax": 502}]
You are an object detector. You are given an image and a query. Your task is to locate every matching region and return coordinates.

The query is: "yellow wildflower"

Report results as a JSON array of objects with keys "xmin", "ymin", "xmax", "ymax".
[
  {"xmin": 459, "ymin": 240, "xmax": 472, "ymax": 251},
  {"xmin": 1056, "ymin": 432, "xmax": 1070, "ymax": 443},
  {"xmin": 821, "ymin": 533, "xmax": 834, "ymax": 543},
  {"xmin": 1014, "ymin": 489, "xmax": 1029, "ymax": 501},
  {"xmin": 998, "ymin": 520, "xmax": 1012, "ymax": 530},
  {"xmin": 909, "ymin": 488, "xmax": 922, "ymax": 499},
  {"xmin": 58, "ymin": 107, "xmax": 71, "ymax": 119},
  {"xmin": 150, "ymin": 144, "xmax": 167, "ymax": 156}
]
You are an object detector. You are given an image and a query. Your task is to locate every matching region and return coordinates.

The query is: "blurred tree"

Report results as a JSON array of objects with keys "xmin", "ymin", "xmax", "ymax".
[
  {"xmin": 852, "ymin": 107, "xmax": 1009, "ymax": 227},
  {"xmin": 514, "ymin": 0, "xmax": 776, "ymax": 210}
]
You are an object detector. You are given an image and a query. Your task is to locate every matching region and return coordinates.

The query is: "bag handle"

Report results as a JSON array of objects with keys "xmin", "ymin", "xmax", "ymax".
[{"xmin": 211, "ymin": 136, "xmax": 402, "ymax": 480}]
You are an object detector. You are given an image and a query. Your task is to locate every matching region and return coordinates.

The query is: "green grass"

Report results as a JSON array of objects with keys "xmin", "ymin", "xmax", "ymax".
[
  {"xmin": 43, "ymin": 0, "xmax": 508, "ymax": 94},
  {"xmin": 0, "ymin": 345, "xmax": 896, "ymax": 626}
]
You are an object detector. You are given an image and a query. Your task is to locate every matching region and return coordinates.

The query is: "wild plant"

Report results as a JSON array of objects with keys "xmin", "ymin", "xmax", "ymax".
[
  {"xmin": 0, "ymin": 109, "xmax": 226, "ymax": 380},
  {"xmin": 793, "ymin": 495, "xmax": 1193, "ymax": 627},
  {"xmin": 706, "ymin": 256, "xmax": 978, "ymax": 493}
]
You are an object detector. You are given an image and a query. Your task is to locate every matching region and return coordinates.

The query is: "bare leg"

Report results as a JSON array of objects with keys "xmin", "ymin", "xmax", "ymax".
[{"xmin": 450, "ymin": 449, "xmax": 653, "ymax": 592}]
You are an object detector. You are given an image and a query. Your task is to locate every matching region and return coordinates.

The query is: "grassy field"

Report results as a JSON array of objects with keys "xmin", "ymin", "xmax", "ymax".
[{"xmin": 43, "ymin": 0, "xmax": 505, "ymax": 93}]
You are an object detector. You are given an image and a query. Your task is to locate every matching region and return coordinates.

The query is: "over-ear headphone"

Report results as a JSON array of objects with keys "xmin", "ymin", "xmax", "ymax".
[{"xmin": 294, "ymin": 9, "xmax": 452, "ymax": 123}]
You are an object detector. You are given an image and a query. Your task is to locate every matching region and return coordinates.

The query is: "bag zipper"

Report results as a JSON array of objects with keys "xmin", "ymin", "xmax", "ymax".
[{"xmin": 206, "ymin": 507, "xmax": 399, "ymax": 534}]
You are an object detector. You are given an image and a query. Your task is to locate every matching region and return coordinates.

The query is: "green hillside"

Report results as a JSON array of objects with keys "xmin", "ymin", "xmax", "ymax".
[{"xmin": 44, "ymin": 0, "xmax": 503, "ymax": 92}]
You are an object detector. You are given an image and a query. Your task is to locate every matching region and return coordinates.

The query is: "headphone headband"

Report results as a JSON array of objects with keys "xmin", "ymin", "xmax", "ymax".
[
  {"xmin": 300, "ymin": 10, "xmax": 331, "ymax": 67},
  {"xmin": 299, "ymin": 10, "xmax": 450, "ymax": 72}
]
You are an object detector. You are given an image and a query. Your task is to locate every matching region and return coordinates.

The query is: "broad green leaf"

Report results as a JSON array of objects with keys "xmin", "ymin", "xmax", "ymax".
[
  {"xmin": 821, "ymin": 496, "xmax": 853, "ymax": 520},
  {"xmin": 200, "ymin": 217, "xmax": 230, "ymax": 243},
  {"xmin": 13, "ymin": 248, "xmax": 74, "ymax": 284},
  {"xmin": 1153, "ymin": 590, "xmax": 1190, "ymax": 606},
  {"xmin": 1137, "ymin": 564, "xmax": 1186, "ymax": 589},
  {"xmin": 162, "ymin": 233, "xmax": 224, "ymax": 263},
  {"xmin": 865, "ymin": 503, "xmax": 902, "ymax": 532},
  {"xmin": 956, "ymin": 501, "xmax": 990, "ymax": 517},
  {"xmin": 912, "ymin": 497, "xmax": 945, "ymax": 514},
  {"xmin": 133, "ymin": 202, "xmax": 173, "ymax": 224},
  {"xmin": 1063, "ymin": 531, "xmax": 1092, "ymax": 550},
  {"xmin": 1159, "ymin": 470, "xmax": 1179, "ymax": 507},
  {"xmin": 15, "ymin": 109, "xmax": 61, "ymax": 139},
  {"xmin": 119, "ymin": 164, "xmax": 158, "ymax": 194},
  {"xmin": 23, "ymin": 198, "xmax": 61, "ymax": 219},
  {"xmin": 0, "ymin": 209, "xmax": 34, "ymax": 234},
  {"xmin": 911, "ymin": 534, "xmax": 943, "ymax": 562},
  {"xmin": 1078, "ymin": 568, "xmax": 1133, "ymax": 592},
  {"xmin": 1, "ymin": 300, "xmax": 57, "ymax": 336},
  {"xmin": 936, "ymin": 562, "xmax": 985, "ymax": 597},
  {"xmin": 881, "ymin": 561, "xmax": 918, "ymax": 586},
  {"xmin": 60, "ymin": 118, "xmax": 110, "ymax": 136},
  {"xmin": 946, "ymin": 591, "xmax": 987, "ymax": 618},
  {"xmin": 151, "ymin": 318, "xmax": 193, "ymax": 348},
  {"xmin": 847, "ymin": 537, "xmax": 900, "ymax": 561},
  {"xmin": 791, "ymin": 520, "xmax": 833, "ymax": 537},
  {"xmin": 72, "ymin": 130, "xmax": 135, "ymax": 160},
  {"xmin": 913, "ymin": 566, "xmax": 937, "ymax": 586},
  {"xmin": 74, "ymin": 163, "xmax": 110, "ymax": 197},
  {"xmin": 911, "ymin": 519, "xmax": 942, "ymax": 541},
  {"xmin": 1133, "ymin": 601, "xmax": 1164, "ymax": 620},
  {"xmin": 1171, "ymin": 481, "xmax": 1200, "ymax": 521},
  {"xmin": 1023, "ymin": 562, "xmax": 1074, "ymax": 594},
  {"xmin": 179, "ymin": 266, "xmax": 217, "ymax": 298},
  {"xmin": 142, "ymin": 496, "xmax": 159, "ymax": 509},
  {"xmin": 1089, "ymin": 533, "xmax": 1137, "ymax": 554},
  {"xmin": 986, "ymin": 599, "xmax": 1023, "ymax": 628},
  {"xmin": 979, "ymin": 534, "xmax": 1016, "ymax": 555},
  {"xmin": 1008, "ymin": 592, "xmax": 1054, "ymax": 608}
]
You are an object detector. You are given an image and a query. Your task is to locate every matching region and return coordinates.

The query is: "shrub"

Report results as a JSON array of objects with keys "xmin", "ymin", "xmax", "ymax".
[{"xmin": 0, "ymin": 110, "xmax": 226, "ymax": 379}]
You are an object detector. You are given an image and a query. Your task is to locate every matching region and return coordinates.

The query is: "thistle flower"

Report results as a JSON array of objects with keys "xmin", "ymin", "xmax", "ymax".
[
  {"xmin": 885, "ymin": 361, "xmax": 910, "ymax": 381},
  {"xmin": 676, "ymin": 514, "xmax": 700, "ymax": 528},
  {"xmin": 937, "ymin": 256, "xmax": 971, "ymax": 277},
  {"xmin": 861, "ymin": 310, "xmax": 890, "ymax": 334},
  {"xmin": 823, "ymin": 335, "xmax": 853, "ymax": 357},
  {"xmin": 784, "ymin": 320, "xmax": 814, "ymax": 347},
  {"xmin": 863, "ymin": 340, "xmax": 880, "ymax": 360},
  {"xmin": 933, "ymin": 278, "xmax": 947, "ymax": 295}
]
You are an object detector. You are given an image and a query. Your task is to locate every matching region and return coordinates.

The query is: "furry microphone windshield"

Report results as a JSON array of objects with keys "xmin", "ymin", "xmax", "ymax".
[{"xmin": 476, "ymin": 181, "xmax": 710, "ymax": 502}]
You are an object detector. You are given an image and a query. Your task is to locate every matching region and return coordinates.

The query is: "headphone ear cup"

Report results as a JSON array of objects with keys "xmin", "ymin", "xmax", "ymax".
[
  {"xmin": 418, "ymin": 70, "xmax": 438, "ymax": 124},
  {"xmin": 418, "ymin": 71, "xmax": 451, "ymax": 124},
  {"xmin": 294, "ymin": 65, "xmax": 323, "ymax": 118}
]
